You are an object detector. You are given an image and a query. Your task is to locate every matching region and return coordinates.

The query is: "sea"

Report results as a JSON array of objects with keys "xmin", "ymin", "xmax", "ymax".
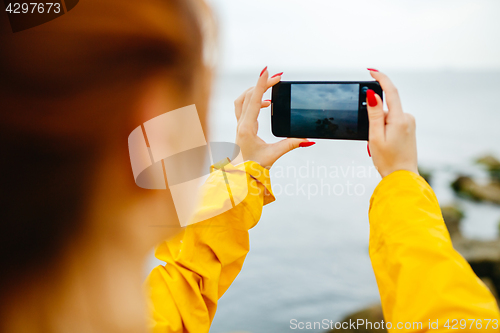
[
  {"xmin": 290, "ymin": 109, "xmax": 359, "ymax": 139},
  {"xmin": 147, "ymin": 70, "xmax": 500, "ymax": 333}
]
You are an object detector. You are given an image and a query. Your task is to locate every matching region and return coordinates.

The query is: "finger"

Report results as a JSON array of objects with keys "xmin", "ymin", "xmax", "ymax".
[
  {"xmin": 241, "ymin": 87, "xmax": 255, "ymax": 120},
  {"xmin": 239, "ymin": 74, "xmax": 280, "ymax": 118},
  {"xmin": 266, "ymin": 75, "xmax": 282, "ymax": 88},
  {"xmin": 404, "ymin": 112, "xmax": 416, "ymax": 131},
  {"xmin": 234, "ymin": 87, "xmax": 253, "ymax": 121},
  {"xmin": 366, "ymin": 89, "xmax": 385, "ymax": 143},
  {"xmin": 257, "ymin": 76, "xmax": 281, "ymax": 108},
  {"xmin": 242, "ymin": 67, "xmax": 269, "ymax": 123},
  {"xmin": 239, "ymin": 70, "xmax": 280, "ymax": 121},
  {"xmin": 234, "ymin": 87, "xmax": 253, "ymax": 110},
  {"xmin": 270, "ymin": 72, "xmax": 283, "ymax": 79},
  {"xmin": 270, "ymin": 138, "xmax": 309, "ymax": 160},
  {"xmin": 369, "ymin": 70, "xmax": 403, "ymax": 118},
  {"xmin": 261, "ymin": 100, "xmax": 271, "ymax": 108}
]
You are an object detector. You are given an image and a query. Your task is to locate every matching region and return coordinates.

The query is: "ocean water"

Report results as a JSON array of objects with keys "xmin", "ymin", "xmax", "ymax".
[
  {"xmin": 290, "ymin": 109, "xmax": 359, "ymax": 139},
  {"xmin": 147, "ymin": 71, "xmax": 500, "ymax": 333}
]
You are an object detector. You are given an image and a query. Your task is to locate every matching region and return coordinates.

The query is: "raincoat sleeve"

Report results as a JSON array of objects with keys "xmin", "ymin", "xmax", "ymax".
[
  {"xmin": 145, "ymin": 161, "xmax": 274, "ymax": 333},
  {"xmin": 369, "ymin": 170, "xmax": 500, "ymax": 331}
]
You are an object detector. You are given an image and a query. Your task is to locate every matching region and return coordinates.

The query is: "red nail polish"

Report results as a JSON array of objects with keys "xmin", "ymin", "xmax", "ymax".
[
  {"xmin": 271, "ymin": 72, "xmax": 283, "ymax": 78},
  {"xmin": 367, "ymin": 68, "xmax": 379, "ymax": 72},
  {"xmin": 260, "ymin": 66, "xmax": 268, "ymax": 77},
  {"xmin": 367, "ymin": 142, "xmax": 371, "ymax": 157},
  {"xmin": 299, "ymin": 142, "xmax": 316, "ymax": 148},
  {"xmin": 263, "ymin": 99, "xmax": 271, "ymax": 102},
  {"xmin": 366, "ymin": 89, "xmax": 377, "ymax": 107}
]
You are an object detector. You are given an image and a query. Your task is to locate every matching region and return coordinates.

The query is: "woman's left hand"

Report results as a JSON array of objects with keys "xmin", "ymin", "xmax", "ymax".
[{"xmin": 234, "ymin": 68, "xmax": 311, "ymax": 169}]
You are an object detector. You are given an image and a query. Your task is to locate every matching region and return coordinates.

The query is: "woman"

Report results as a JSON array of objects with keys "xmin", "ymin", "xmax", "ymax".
[
  {"xmin": 0, "ymin": 0, "xmax": 303, "ymax": 331},
  {"xmin": 0, "ymin": 1, "xmax": 498, "ymax": 333}
]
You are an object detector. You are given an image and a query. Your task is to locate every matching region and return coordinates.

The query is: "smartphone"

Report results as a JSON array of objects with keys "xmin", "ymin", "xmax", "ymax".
[{"xmin": 271, "ymin": 81, "xmax": 383, "ymax": 140}]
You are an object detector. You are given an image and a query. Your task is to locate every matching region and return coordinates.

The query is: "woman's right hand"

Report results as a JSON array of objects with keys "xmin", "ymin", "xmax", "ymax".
[
  {"xmin": 366, "ymin": 70, "xmax": 419, "ymax": 178},
  {"xmin": 233, "ymin": 68, "xmax": 310, "ymax": 169}
]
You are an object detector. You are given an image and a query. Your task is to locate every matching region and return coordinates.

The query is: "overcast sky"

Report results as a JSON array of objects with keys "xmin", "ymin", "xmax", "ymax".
[
  {"xmin": 291, "ymin": 84, "xmax": 358, "ymax": 110},
  {"xmin": 207, "ymin": 0, "xmax": 500, "ymax": 73}
]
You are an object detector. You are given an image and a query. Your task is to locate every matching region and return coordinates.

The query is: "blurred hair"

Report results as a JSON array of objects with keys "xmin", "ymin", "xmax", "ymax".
[{"xmin": 0, "ymin": 0, "xmax": 215, "ymax": 295}]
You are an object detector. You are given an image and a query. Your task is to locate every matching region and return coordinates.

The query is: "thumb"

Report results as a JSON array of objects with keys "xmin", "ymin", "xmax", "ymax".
[
  {"xmin": 366, "ymin": 89, "xmax": 385, "ymax": 142},
  {"xmin": 270, "ymin": 138, "xmax": 311, "ymax": 160}
]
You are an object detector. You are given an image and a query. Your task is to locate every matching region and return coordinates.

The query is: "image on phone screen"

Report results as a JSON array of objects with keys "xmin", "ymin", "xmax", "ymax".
[
  {"xmin": 272, "ymin": 81, "xmax": 381, "ymax": 140},
  {"xmin": 290, "ymin": 84, "xmax": 360, "ymax": 139}
]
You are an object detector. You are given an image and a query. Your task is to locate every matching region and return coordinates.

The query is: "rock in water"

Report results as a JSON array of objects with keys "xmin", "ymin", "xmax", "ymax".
[
  {"xmin": 477, "ymin": 155, "xmax": 500, "ymax": 182},
  {"xmin": 328, "ymin": 304, "xmax": 387, "ymax": 332},
  {"xmin": 451, "ymin": 176, "xmax": 500, "ymax": 205}
]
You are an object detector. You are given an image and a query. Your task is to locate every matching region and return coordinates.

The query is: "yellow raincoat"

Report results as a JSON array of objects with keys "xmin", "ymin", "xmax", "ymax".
[
  {"xmin": 369, "ymin": 170, "xmax": 500, "ymax": 331},
  {"xmin": 146, "ymin": 161, "xmax": 274, "ymax": 332},
  {"xmin": 146, "ymin": 164, "xmax": 500, "ymax": 332}
]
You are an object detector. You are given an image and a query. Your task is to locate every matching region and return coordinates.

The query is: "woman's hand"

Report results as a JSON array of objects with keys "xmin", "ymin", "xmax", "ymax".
[
  {"xmin": 366, "ymin": 70, "xmax": 419, "ymax": 178},
  {"xmin": 234, "ymin": 67, "xmax": 311, "ymax": 169}
]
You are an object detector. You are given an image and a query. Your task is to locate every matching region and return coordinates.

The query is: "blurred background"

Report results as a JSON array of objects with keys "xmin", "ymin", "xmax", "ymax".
[{"xmin": 149, "ymin": 0, "xmax": 500, "ymax": 332}]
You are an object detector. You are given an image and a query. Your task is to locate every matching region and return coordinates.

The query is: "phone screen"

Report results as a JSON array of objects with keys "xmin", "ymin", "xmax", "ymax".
[
  {"xmin": 272, "ymin": 81, "xmax": 381, "ymax": 140},
  {"xmin": 290, "ymin": 83, "xmax": 360, "ymax": 139}
]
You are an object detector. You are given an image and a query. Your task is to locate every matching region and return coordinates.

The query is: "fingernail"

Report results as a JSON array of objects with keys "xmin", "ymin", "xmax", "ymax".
[
  {"xmin": 367, "ymin": 68, "xmax": 379, "ymax": 72},
  {"xmin": 264, "ymin": 99, "xmax": 271, "ymax": 102},
  {"xmin": 271, "ymin": 72, "xmax": 283, "ymax": 78},
  {"xmin": 367, "ymin": 142, "xmax": 371, "ymax": 157},
  {"xmin": 260, "ymin": 66, "xmax": 268, "ymax": 77},
  {"xmin": 299, "ymin": 142, "xmax": 316, "ymax": 148},
  {"xmin": 366, "ymin": 89, "xmax": 377, "ymax": 107}
]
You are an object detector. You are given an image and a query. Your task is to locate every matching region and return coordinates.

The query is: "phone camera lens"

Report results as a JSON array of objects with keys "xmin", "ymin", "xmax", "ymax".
[{"xmin": 361, "ymin": 86, "xmax": 369, "ymax": 94}]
